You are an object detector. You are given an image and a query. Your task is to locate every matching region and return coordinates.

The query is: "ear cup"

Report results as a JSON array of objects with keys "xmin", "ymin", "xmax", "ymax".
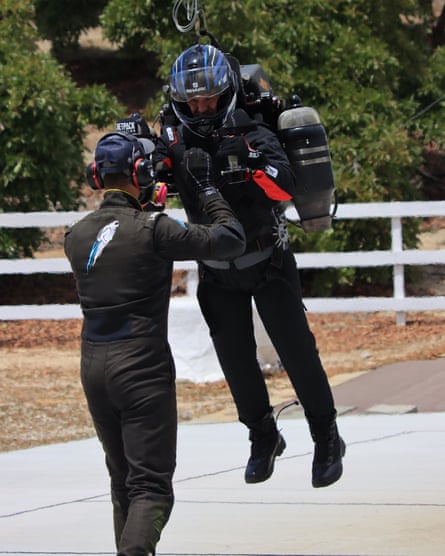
[
  {"xmin": 86, "ymin": 162, "xmax": 104, "ymax": 190},
  {"xmin": 132, "ymin": 157, "xmax": 153, "ymax": 188}
]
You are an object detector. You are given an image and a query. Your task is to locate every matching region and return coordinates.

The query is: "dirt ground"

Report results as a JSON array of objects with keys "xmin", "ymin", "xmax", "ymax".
[{"xmin": 1, "ymin": 309, "xmax": 445, "ymax": 453}]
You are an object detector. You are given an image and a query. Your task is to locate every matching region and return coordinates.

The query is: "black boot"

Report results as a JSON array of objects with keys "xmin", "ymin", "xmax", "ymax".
[
  {"xmin": 308, "ymin": 415, "xmax": 346, "ymax": 488},
  {"xmin": 244, "ymin": 409, "xmax": 286, "ymax": 484}
]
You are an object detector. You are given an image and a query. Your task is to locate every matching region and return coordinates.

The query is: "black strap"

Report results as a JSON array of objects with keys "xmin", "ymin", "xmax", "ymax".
[{"xmin": 246, "ymin": 234, "xmax": 275, "ymax": 253}]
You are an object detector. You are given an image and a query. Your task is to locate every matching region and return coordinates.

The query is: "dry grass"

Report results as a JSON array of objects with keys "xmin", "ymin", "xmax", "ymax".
[{"xmin": 1, "ymin": 311, "xmax": 445, "ymax": 452}]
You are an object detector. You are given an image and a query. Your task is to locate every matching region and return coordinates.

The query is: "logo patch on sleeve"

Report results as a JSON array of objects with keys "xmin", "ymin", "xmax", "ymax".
[{"xmin": 265, "ymin": 164, "xmax": 278, "ymax": 179}]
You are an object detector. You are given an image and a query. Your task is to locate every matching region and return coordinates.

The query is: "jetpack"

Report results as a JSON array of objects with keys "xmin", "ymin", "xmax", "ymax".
[{"xmin": 236, "ymin": 64, "xmax": 337, "ymax": 232}]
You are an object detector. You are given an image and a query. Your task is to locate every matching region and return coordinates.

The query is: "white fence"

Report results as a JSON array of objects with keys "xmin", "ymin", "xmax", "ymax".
[{"xmin": 1, "ymin": 201, "xmax": 445, "ymax": 325}]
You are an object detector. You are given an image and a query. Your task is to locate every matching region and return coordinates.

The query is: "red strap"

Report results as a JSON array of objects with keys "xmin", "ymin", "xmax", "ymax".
[{"xmin": 252, "ymin": 170, "xmax": 292, "ymax": 201}]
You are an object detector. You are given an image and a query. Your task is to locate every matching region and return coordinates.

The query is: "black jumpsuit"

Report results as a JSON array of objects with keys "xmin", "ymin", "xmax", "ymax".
[
  {"xmin": 153, "ymin": 109, "xmax": 336, "ymax": 428},
  {"xmin": 64, "ymin": 190, "xmax": 245, "ymax": 556}
]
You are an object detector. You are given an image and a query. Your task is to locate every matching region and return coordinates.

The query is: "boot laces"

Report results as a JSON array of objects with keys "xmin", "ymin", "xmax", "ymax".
[
  {"xmin": 249, "ymin": 399, "xmax": 298, "ymax": 458},
  {"xmin": 249, "ymin": 427, "xmax": 278, "ymax": 458},
  {"xmin": 314, "ymin": 423, "xmax": 338, "ymax": 465}
]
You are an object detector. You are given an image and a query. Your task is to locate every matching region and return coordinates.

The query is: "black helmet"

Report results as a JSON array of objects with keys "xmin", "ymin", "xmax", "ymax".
[{"xmin": 169, "ymin": 43, "xmax": 238, "ymax": 137}]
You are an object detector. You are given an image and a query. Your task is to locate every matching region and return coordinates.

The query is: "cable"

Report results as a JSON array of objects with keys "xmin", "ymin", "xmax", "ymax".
[
  {"xmin": 172, "ymin": 0, "xmax": 204, "ymax": 33},
  {"xmin": 402, "ymin": 94, "xmax": 445, "ymax": 128}
]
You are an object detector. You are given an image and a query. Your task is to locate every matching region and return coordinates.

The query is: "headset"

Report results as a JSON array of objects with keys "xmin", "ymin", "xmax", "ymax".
[{"xmin": 86, "ymin": 132, "xmax": 153, "ymax": 190}]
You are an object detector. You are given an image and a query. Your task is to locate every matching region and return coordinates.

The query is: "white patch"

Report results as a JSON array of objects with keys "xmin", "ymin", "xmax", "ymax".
[
  {"xmin": 167, "ymin": 127, "xmax": 175, "ymax": 142},
  {"xmin": 116, "ymin": 121, "xmax": 136, "ymax": 134},
  {"xmin": 265, "ymin": 164, "xmax": 278, "ymax": 178}
]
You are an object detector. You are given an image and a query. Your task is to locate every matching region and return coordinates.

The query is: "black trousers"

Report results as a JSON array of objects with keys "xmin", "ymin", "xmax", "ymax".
[
  {"xmin": 80, "ymin": 337, "xmax": 177, "ymax": 556},
  {"xmin": 197, "ymin": 248, "xmax": 335, "ymax": 428}
]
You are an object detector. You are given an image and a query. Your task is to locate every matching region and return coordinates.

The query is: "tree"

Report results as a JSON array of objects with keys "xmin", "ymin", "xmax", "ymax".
[
  {"xmin": 34, "ymin": 0, "xmax": 108, "ymax": 55},
  {"xmin": 98, "ymin": 0, "xmax": 444, "ymax": 293},
  {"xmin": 0, "ymin": 0, "xmax": 123, "ymax": 257},
  {"xmin": 6, "ymin": 1, "xmax": 444, "ymax": 293},
  {"xmin": 431, "ymin": 2, "xmax": 445, "ymax": 47}
]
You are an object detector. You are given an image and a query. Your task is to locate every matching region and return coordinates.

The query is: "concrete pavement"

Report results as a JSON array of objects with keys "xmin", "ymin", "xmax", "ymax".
[{"xmin": 1, "ymin": 404, "xmax": 444, "ymax": 556}]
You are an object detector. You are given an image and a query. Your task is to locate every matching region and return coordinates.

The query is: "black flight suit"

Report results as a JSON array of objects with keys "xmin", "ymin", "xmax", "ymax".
[
  {"xmin": 153, "ymin": 109, "xmax": 336, "ymax": 429},
  {"xmin": 64, "ymin": 189, "xmax": 245, "ymax": 556}
]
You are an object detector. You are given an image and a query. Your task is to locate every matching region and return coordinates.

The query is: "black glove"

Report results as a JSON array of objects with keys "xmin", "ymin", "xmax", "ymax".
[
  {"xmin": 153, "ymin": 159, "xmax": 178, "ymax": 196},
  {"xmin": 154, "ymin": 160, "xmax": 170, "ymax": 181},
  {"xmin": 215, "ymin": 135, "xmax": 266, "ymax": 174},
  {"xmin": 183, "ymin": 148, "xmax": 219, "ymax": 203}
]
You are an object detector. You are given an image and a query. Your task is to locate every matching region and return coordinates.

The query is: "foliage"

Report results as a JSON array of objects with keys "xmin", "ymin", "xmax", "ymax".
[
  {"xmin": 0, "ymin": 0, "xmax": 123, "ymax": 257},
  {"xmin": 34, "ymin": 0, "xmax": 108, "ymax": 55},
  {"xmin": 102, "ymin": 0, "xmax": 445, "ymax": 294},
  {"xmin": 415, "ymin": 45, "xmax": 445, "ymax": 147},
  {"xmin": 4, "ymin": 0, "xmax": 445, "ymax": 294}
]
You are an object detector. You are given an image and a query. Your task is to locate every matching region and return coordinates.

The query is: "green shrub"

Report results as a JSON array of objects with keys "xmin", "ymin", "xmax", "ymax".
[{"xmin": 0, "ymin": 0, "xmax": 123, "ymax": 257}]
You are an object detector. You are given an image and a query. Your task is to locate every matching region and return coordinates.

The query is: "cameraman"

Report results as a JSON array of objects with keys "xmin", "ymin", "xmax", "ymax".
[{"xmin": 152, "ymin": 43, "xmax": 345, "ymax": 488}]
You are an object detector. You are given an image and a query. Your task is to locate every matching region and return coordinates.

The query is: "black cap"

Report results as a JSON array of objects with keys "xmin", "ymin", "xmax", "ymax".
[{"xmin": 94, "ymin": 134, "xmax": 154, "ymax": 175}]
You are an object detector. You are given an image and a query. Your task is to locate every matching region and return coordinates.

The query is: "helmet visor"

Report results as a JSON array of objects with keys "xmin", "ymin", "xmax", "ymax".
[{"xmin": 169, "ymin": 66, "xmax": 230, "ymax": 103}]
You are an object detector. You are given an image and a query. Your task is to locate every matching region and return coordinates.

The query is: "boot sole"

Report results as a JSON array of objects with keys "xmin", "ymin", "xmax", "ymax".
[{"xmin": 245, "ymin": 435, "xmax": 286, "ymax": 484}]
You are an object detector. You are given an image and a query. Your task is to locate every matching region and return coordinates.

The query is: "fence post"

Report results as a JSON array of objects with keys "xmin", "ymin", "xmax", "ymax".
[{"xmin": 391, "ymin": 216, "xmax": 406, "ymax": 325}]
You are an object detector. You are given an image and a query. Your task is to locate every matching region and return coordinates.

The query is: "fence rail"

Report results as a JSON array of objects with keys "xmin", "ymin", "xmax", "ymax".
[{"xmin": 1, "ymin": 202, "xmax": 445, "ymax": 324}]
